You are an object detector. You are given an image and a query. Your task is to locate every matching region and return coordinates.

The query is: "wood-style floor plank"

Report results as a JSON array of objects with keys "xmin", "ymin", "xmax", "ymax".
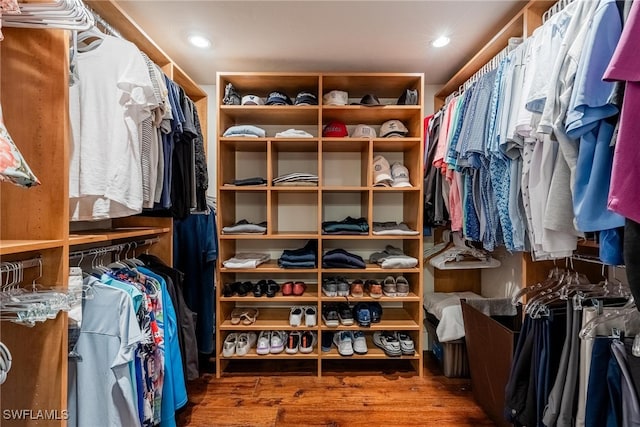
[{"xmin": 177, "ymin": 355, "xmax": 494, "ymax": 427}]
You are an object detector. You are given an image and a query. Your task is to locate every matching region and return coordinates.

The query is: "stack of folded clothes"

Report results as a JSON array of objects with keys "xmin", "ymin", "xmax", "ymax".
[
  {"xmin": 222, "ymin": 253, "xmax": 270, "ymax": 269},
  {"xmin": 222, "ymin": 219, "xmax": 267, "ymax": 234},
  {"xmin": 272, "ymin": 172, "xmax": 318, "ymax": 187},
  {"xmin": 225, "ymin": 177, "xmax": 267, "ymax": 186},
  {"xmin": 322, "ymin": 217, "xmax": 369, "ymax": 235},
  {"xmin": 322, "ymin": 248, "xmax": 366, "ymax": 269},
  {"xmin": 371, "ymin": 221, "xmax": 419, "ymax": 235},
  {"xmin": 278, "ymin": 240, "xmax": 317, "ymax": 269},
  {"xmin": 369, "ymin": 245, "xmax": 418, "ymax": 269},
  {"xmin": 223, "ymin": 124, "xmax": 266, "ymax": 138}
]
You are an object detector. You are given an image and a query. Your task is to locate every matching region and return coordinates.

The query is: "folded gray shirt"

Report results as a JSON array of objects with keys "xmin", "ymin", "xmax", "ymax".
[
  {"xmin": 222, "ymin": 220, "xmax": 267, "ymax": 234},
  {"xmin": 369, "ymin": 245, "xmax": 418, "ymax": 268},
  {"xmin": 372, "ymin": 221, "xmax": 420, "ymax": 235}
]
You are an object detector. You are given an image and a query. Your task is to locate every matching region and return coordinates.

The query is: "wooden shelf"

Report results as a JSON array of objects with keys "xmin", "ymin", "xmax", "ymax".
[
  {"xmin": 220, "ymin": 308, "xmax": 320, "ymax": 330},
  {"xmin": 322, "ymin": 106, "xmax": 420, "ymax": 124},
  {"xmin": 371, "ymin": 186, "xmax": 420, "ymax": 192},
  {"xmin": 321, "ymin": 186, "xmax": 368, "ymax": 192},
  {"xmin": 271, "ymin": 187, "xmax": 319, "ymax": 192},
  {"xmin": 219, "ymin": 138, "xmax": 268, "ymax": 151},
  {"xmin": 0, "ymin": 239, "xmax": 65, "ymax": 255},
  {"xmin": 220, "ymin": 289, "xmax": 319, "ymax": 303},
  {"xmin": 220, "ymin": 105, "xmax": 319, "ymax": 125},
  {"xmin": 322, "ymin": 335, "xmax": 419, "ymax": 359},
  {"xmin": 220, "ymin": 261, "xmax": 318, "ymax": 273},
  {"xmin": 373, "ymin": 138, "xmax": 422, "ymax": 151},
  {"xmin": 320, "ymin": 293, "xmax": 421, "ymax": 302},
  {"xmin": 68, "ymin": 227, "xmax": 171, "ymax": 246},
  {"xmin": 220, "ymin": 186, "xmax": 268, "ymax": 191},
  {"xmin": 320, "ymin": 309, "xmax": 420, "ymax": 331},
  {"xmin": 321, "ymin": 234, "xmax": 420, "ymax": 240},
  {"xmin": 219, "ymin": 349, "xmax": 319, "ymax": 359},
  {"xmin": 322, "ymin": 264, "xmax": 421, "ymax": 274},
  {"xmin": 219, "ymin": 233, "xmax": 268, "ymax": 240},
  {"xmin": 268, "ymin": 231, "xmax": 320, "ymax": 238},
  {"xmin": 218, "ymin": 73, "xmax": 320, "ymax": 94}
]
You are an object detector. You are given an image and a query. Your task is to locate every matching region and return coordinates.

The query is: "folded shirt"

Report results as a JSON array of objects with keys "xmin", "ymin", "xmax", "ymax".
[
  {"xmin": 223, "ymin": 125, "xmax": 266, "ymax": 138},
  {"xmin": 273, "ymin": 181, "xmax": 318, "ymax": 187},
  {"xmin": 372, "ymin": 221, "xmax": 419, "ymax": 235},
  {"xmin": 222, "ymin": 253, "xmax": 270, "ymax": 269},
  {"xmin": 225, "ymin": 177, "xmax": 267, "ymax": 186},
  {"xmin": 278, "ymin": 259, "xmax": 317, "ymax": 269},
  {"xmin": 369, "ymin": 245, "xmax": 418, "ymax": 269},
  {"xmin": 272, "ymin": 172, "xmax": 319, "ymax": 184},
  {"xmin": 322, "ymin": 248, "xmax": 366, "ymax": 269},
  {"xmin": 222, "ymin": 219, "xmax": 267, "ymax": 234},
  {"xmin": 274, "ymin": 129, "xmax": 314, "ymax": 138},
  {"xmin": 322, "ymin": 217, "xmax": 369, "ymax": 234}
]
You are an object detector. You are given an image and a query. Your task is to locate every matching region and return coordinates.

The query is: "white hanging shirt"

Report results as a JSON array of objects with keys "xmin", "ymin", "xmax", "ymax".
[{"xmin": 69, "ymin": 35, "xmax": 156, "ymax": 220}]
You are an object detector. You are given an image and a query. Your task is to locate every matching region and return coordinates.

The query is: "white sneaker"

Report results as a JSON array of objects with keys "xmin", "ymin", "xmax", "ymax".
[
  {"xmin": 236, "ymin": 332, "xmax": 257, "ymax": 356},
  {"xmin": 223, "ymin": 333, "xmax": 238, "ymax": 357},
  {"xmin": 352, "ymin": 331, "xmax": 368, "ymax": 355},
  {"xmin": 333, "ymin": 331, "xmax": 354, "ymax": 356},
  {"xmin": 270, "ymin": 330, "xmax": 285, "ymax": 354},
  {"xmin": 394, "ymin": 331, "xmax": 415, "ymax": 355},
  {"xmin": 256, "ymin": 331, "xmax": 271, "ymax": 355},
  {"xmin": 304, "ymin": 306, "xmax": 317, "ymax": 327},
  {"xmin": 289, "ymin": 306, "xmax": 304, "ymax": 327}
]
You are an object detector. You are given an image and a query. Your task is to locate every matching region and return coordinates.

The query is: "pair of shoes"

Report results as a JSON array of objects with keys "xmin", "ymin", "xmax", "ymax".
[
  {"xmin": 253, "ymin": 279, "xmax": 278, "ymax": 297},
  {"xmin": 372, "ymin": 331, "xmax": 402, "ymax": 357},
  {"xmin": 365, "ymin": 279, "xmax": 383, "ymax": 298},
  {"xmin": 222, "ymin": 332, "xmax": 257, "ymax": 357},
  {"xmin": 257, "ymin": 331, "xmax": 286, "ymax": 354},
  {"xmin": 223, "ymin": 281, "xmax": 253, "ymax": 297},
  {"xmin": 289, "ymin": 306, "xmax": 318, "ymax": 327},
  {"xmin": 394, "ymin": 331, "xmax": 415, "ymax": 355},
  {"xmin": 230, "ymin": 308, "xmax": 259, "ymax": 325},
  {"xmin": 352, "ymin": 302, "xmax": 382, "ymax": 327},
  {"xmin": 350, "ymin": 279, "xmax": 364, "ymax": 297},
  {"xmin": 332, "ymin": 331, "xmax": 368, "ymax": 356},
  {"xmin": 382, "ymin": 276, "xmax": 410, "ymax": 297},
  {"xmin": 285, "ymin": 331, "xmax": 317, "ymax": 354},
  {"xmin": 282, "ymin": 281, "xmax": 307, "ymax": 296},
  {"xmin": 322, "ymin": 278, "xmax": 337, "ymax": 297},
  {"xmin": 322, "ymin": 304, "xmax": 340, "ymax": 327}
]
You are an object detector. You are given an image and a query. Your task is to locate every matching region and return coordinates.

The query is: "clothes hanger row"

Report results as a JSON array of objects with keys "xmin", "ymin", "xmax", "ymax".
[
  {"xmin": 2, "ymin": 0, "xmax": 94, "ymax": 31},
  {"xmin": 428, "ymin": 230, "xmax": 501, "ymax": 270},
  {"xmin": 0, "ymin": 341, "xmax": 12, "ymax": 385},
  {"xmin": 542, "ymin": 0, "xmax": 576, "ymax": 23}
]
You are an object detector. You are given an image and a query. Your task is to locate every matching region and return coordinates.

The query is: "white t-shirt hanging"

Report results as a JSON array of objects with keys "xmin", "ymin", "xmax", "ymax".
[{"xmin": 69, "ymin": 35, "xmax": 155, "ymax": 220}]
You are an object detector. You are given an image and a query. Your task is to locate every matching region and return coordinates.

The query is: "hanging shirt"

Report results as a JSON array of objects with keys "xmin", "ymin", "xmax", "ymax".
[
  {"xmin": 68, "ymin": 278, "xmax": 142, "ymax": 427},
  {"xmin": 69, "ymin": 35, "xmax": 156, "ymax": 220},
  {"xmin": 604, "ymin": 0, "xmax": 640, "ymax": 223}
]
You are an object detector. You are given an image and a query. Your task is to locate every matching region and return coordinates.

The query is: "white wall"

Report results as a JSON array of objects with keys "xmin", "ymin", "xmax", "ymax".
[{"xmin": 202, "ymin": 84, "xmax": 218, "ymax": 197}]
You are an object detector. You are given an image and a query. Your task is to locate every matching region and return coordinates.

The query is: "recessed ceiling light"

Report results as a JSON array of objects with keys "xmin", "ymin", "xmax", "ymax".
[
  {"xmin": 431, "ymin": 36, "xmax": 451, "ymax": 48},
  {"xmin": 188, "ymin": 34, "xmax": 211, "ymax": 49}
]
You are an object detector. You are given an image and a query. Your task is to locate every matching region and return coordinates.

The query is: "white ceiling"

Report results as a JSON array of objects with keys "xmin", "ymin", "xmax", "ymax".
[{"xmin": 117, "ymin": 0, "xmax": 524, "ymax": 86}]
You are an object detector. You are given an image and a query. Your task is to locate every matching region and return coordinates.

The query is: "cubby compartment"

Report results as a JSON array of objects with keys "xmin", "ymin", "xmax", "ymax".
[
  {"xmin": 372, "ymin": 142, "xmax": 422, "ymax": 189},
  {"xmin": 271, "ymin": 139, "xmax": 319, "ymax": 187},
  {"xmin": 270, "ymin": 190, "xmax": 319, "ymax": 236},
  {"xmin": 219, "ymin": 139, "xmax": 268, "ymax": 186},
  {"xmin": 372, "ymin": 191, "xmax": 422, "ymax": 235},
  {"xmin": 321, "ymin": 139, "xmax": 369, "ymax": 188},
  {"xmin": 321, "ymin": 191, "xmax": 369, "ymax": 233},
  {"xmin": 218, "ymin": 191, "xmax": 268, "ymax": 235}
]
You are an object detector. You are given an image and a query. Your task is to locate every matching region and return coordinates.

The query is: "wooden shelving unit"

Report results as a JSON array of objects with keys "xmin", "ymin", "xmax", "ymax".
[
  {"xmin": 0, "ymin": 1, "xmax": 206, "ymax": 425},
  {"xmin": 216, "ymin": 72, "xmax": 424, "ymax": 377}
]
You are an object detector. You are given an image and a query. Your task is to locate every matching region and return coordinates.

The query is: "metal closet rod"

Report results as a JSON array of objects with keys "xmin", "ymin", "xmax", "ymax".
[
  {"xmin": 543, "ymin": 0, "xmax": 576, "ymax": 23},
  {"xmin": 571, "ymin": 253, "xmax": 626, "ymax": 269},
  {"xmin": 68, "ymin": 237, "xmax": 160, "ymax": 259},
  {"xmin": 0, "ymin": 256, "xmax": 42, "ymax": 273}
]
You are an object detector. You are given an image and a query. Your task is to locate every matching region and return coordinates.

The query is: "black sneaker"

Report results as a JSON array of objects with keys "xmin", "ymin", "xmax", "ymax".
[
  {"xmin": 322, "ymin": 304, "xmax": 340, "ymax": 327},
  {"xmin": 321, "ymin": 332, "xmax": 334, "ymax": 352},
  {"xmin": 285, "ymin": 331, "xmax": 300, "ymax": 354},
  {"xmin": 337, "ymin": 303, "xmax": 354, "ymax": 326},
  {"xmin": 369, "ymin": 302, "xmax": 383, "ymax": 323}
]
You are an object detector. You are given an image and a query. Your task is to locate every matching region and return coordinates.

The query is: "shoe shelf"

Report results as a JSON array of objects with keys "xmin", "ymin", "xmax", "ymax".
[
  {"xmin": 219, "ymin": 307, "xmax": 319, "ymax": 331},
  {"xmin": 320, "ymin": 309, "xmax": 420, "ymax": 331},
  {"xmin": 322, "ymin": 336, "xmax": 419, "ymax": 360},
  {"xmin": 218, "ymin": 349, "xmax": 320, "ymax": 359},
  {"xmin": 320, "ymin": 292, "xmax": 421, "ymax": 302},
  {"xmin": 217, "ymin": 72, "xmax": 424, "ymax": 377}
]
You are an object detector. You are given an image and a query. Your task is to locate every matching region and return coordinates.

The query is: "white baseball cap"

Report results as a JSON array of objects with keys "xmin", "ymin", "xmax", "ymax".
[
  {"xmin": 323, "ymin": 90, "xmax": 348, "ymax": 106},
  {"xmin": 391, "ymin": 162, "xmax": 412, "ymax": 187},
  {"xmin": 380, "ymin": 119, "xmax": 409, "ymax": 138},
  {"xmin": 241, "ymin": 94, "xmax": 265, "ymax": 105},
  {"xmin": 351, "ymin": 124, "xmax": 377, "ymax": 138},
  {"xmin": 373, "ymin": 155, "xmax": 392, "ymax": 186}
]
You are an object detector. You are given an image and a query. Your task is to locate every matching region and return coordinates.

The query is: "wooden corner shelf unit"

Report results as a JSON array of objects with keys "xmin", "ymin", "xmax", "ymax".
[{"xmin": 216, "ymin": 72, "xmax": 425, "ymax": 377}]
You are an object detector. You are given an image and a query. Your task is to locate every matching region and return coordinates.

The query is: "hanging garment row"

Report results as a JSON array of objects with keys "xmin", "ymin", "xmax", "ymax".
[
  {"xmin": 69, "ymin": 24, "xmax": 208, "ymax": 221},
  {"xmin": 424, "ymin": 0, "xmax": 630, "ymax": 265},
  {"xmin": 67, "ymin": 239, "xmax": 199, "ymax": 427},
  {"xmin": 504, "ymin": 265, "xmax": 638, "ymax": 427}
]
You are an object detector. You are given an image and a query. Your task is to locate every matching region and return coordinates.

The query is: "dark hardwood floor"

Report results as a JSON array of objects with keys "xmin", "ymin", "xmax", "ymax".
[{"xmin": 177, "ymin": 354, "xmax": 495, "ymax": 427}]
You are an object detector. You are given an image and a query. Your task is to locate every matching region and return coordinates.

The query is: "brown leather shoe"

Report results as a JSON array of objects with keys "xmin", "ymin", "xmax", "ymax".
[
  {"xmin": 366, "ymin": 279, "xmax": 382, "ymax": 298},
  {"xmin": 350, "ymin": 279, "xmax": 364, "ymax": 297}
]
